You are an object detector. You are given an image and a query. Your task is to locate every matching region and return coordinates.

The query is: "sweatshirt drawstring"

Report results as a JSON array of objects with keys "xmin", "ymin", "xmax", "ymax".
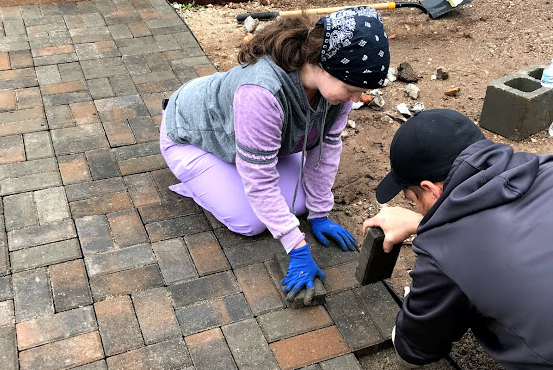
[
  {"xmin": 315, "ymin": 101, "xmax": 329, "ymax": 169},
  {"xmin": 292, "ymin": 110, "xmax": 310, "ymax": 214}
]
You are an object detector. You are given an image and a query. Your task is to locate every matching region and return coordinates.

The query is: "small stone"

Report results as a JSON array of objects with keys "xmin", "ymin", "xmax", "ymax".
[
  {"xmin": 385, "ymin": 112, "xmax": 407, "ymax": 124},
  {"xmin": 444, "ymin": 87, "xmax": 461, "ymax": 96},
  {"xmin": 386, "ymin": 67, "xmax": 397, "ymax": 82},
  {"xmin": 254, "ymin": 23, "xmax": 266, "ymax": 35},
  {"xmin": 244, "ymin": 16, "xmax": 259, "ymax": 33},
  {"xmin": 242, "ymin": 33, "xmax": 254, "ymax": 43},
  {"xmin": 351, "ymin": 101, "xmax": 364, "ymax": 110},
  {"xmin": 397, "ymin": 103, "xmax": 412, "ymax": 117},
  {"xmin": 435, "ymin": 66, "xmax": 449, "ymax": 80},
  {"xmin": 347, "ymin": 120, "xmax": 356, "ymax": 129},
  {"xmin": 369, "ymin": 95, "xmax": 385, "ymax": 110},
  {"xmin": 397, "ymin": 62, "xmax": 419, "ymax": 83},
  {"xmin": 404, "ymin": 83, "xmax": 420, "ymax": 99},
  {"xmin": 410, "ymin": 102, "xmax": 425, "ymax": 114}
]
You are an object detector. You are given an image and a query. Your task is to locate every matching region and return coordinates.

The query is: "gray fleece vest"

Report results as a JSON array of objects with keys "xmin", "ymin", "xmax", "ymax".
[{"xmin": 164, "ymin": 56, "xmax": 344, "ymax": 163}]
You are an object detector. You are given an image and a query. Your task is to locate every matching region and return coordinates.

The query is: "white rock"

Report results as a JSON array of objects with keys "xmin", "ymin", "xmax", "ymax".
[
  {"xmin": 369, "ymin": 89, "xmax": 383, "ymax": 96},
  {"xmin": 351, "ymin": 101, "xmax": 364, "ymax": 110},
  {"xmin": 244, "ymin": 16, "xmax": 259, "ymax": 33},
  {"xmin": 397, "ymin": 103, "xmax": 412, "ymax": 117},
  {"xmin": 347, "ymin": 120, "xmax": 356, "ymax": 129},
  {"xmin": 404, "ymin": 83, "xmax": 420, "ymax": 99},
  {"xmin": 410, "ymin": 102, "xmax": 425, "ymax": 114},
  {"xmin": 369, "ymin": 95, "xmax": 385, "ymax": 110},
  {"xmin": 254, "ymin": 23, "xmax": 266, "ymax": 34}
]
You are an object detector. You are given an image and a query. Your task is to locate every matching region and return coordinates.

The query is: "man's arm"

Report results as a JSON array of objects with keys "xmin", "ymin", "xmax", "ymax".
[{"xmin": 394, "ymin": 252, "xmax": 473, "ymax": 365}]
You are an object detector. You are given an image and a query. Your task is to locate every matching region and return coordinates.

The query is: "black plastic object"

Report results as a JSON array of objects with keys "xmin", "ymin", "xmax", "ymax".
[{"xmin": 236, "ymin": 11, "xmax": 280, "ymax": 22}]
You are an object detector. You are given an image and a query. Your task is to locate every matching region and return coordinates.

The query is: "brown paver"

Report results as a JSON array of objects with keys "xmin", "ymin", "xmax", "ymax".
[
  {"xmin": 0, "ymin": 0, "xmax": 402, "ymax": 368},
  {"xmin": 270, "ymin": 326, "xmax": 350, "ymax": 370}
]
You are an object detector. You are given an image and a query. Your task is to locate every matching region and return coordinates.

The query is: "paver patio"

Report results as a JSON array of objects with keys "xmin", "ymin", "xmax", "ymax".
[{"xmin": 0, "ymin": 0, "xmax": 400, "ymax": 368}]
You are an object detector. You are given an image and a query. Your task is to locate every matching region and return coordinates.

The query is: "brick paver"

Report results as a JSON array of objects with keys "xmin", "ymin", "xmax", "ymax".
[{"xmin": 0, "ymin": 0, "xmax": 405, "ymax": 368}]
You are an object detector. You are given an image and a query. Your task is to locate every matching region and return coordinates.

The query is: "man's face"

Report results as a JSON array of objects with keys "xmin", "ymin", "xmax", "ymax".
[{"xmin": 403, "ymin": 187, "xmax": 434, "ymax": 216}]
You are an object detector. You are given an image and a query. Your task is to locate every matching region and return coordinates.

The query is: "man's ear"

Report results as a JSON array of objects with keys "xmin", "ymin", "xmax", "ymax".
[{"xmin": 420, "ymin": 181, "xmax": 444, "ymax": 201}]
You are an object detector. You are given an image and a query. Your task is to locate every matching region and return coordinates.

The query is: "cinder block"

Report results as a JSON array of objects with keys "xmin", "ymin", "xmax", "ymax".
[
  {"xmin": 273, "ymin": 249, "xmax": 326, "ymax": 309},
  {"xmin": 480, "ymin": 64, "xmax": 553, "ymax": 141},
  {"xmin": 355, "ymin": 227, "xmax": 401, "ymax": 285}
]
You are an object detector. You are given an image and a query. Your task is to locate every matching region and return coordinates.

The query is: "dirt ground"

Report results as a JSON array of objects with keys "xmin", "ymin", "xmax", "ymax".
[{"xmin": 176, "ymin": 0, "xmax": 553, "ymax": 368}]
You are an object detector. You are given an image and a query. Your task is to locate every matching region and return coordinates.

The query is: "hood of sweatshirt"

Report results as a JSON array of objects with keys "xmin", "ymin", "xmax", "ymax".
[{"xmin": 418, "ymin": 139, "xmax": 541, "ymax": 233}]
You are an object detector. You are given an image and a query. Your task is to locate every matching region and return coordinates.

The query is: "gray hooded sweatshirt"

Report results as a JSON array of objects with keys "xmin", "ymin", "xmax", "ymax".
[{"xmin": 395, "ymin": 139, "xmax": 553, "ymax": 369}]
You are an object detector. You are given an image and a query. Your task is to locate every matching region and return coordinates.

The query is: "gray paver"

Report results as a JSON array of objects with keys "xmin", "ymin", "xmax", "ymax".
[
  {"xmin": 10, "ymin": 238, "xmax": 81, "ymax": 272},
  {"xmin": 12, "ymin": 267, "xmax": 54, "ymax": 322},
  {"xmin": 151, "ymin": 238, "xmax": 197, "ymax": 284},
  {"xmin": 222, "ymin": 318, "xmax": 280, "ymax": 370},
  {"xmin": 175, "ymin": 293, "xmax": 252, "ymax": 336}
]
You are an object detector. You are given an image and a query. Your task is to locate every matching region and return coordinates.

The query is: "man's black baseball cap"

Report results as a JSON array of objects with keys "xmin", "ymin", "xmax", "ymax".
[{"xmin": 376, "ymin": 109, "xmax": 485, "ymax": 204}]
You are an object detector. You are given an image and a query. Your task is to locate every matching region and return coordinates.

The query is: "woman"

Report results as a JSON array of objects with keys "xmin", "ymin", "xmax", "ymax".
[{"xmin": 160, "ymin": 7, "xmax": 390, "ymax": 302}]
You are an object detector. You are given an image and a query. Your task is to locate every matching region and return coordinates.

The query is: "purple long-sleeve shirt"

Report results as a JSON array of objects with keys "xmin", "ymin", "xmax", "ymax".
[{"xmin": 233, "ymin": 84, "xmax": 353, "ymax": 252}]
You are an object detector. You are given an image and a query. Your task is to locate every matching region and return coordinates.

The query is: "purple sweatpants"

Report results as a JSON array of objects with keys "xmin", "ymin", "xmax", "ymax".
[{"xmin": 159, "ymin": 112, "xmax": 306, "ymax": 236}]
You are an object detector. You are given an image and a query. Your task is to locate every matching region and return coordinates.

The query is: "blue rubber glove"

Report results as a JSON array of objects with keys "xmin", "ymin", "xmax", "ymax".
[
  {"xmin": 309, "ymin": 216, "xmax": 357, "ymax": 251},
  {"xmin": 281, "ymin": 244, "xmax": 326, "ymax": 304}
]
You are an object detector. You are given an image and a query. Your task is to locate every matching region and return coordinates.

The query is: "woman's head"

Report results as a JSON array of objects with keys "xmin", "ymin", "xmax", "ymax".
[
  {"xmin": 317, "ymin": 7, "xmax": 390, "ymax": 89},
  {"xmin": 238, "ymin": 7, "xmax": 390, "ymax": 89}
]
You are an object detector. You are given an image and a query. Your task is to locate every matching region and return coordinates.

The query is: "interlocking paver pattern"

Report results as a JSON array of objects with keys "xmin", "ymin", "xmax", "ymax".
[{"xmin": 0, "ymin": 0, "xmax": 401, "ymax": 368}]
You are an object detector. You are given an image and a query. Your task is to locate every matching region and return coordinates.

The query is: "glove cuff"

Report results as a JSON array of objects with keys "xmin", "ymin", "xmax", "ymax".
[{"xmin": 288, "ymin": 243, "xmax": 310, "ymax": 257}]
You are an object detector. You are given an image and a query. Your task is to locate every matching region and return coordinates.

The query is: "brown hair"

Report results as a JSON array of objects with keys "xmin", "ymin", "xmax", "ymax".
[
  {"xmin": 406, "ymin": 185, "xmax": 425, "ymax": 199},
  {"xmin": 237, "ymin": 14, "xmax": 323, "ymax": 72}
]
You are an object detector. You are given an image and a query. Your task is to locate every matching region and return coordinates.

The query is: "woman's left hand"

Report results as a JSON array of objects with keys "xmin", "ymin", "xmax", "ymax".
[{"xmin": 309, "ymin": 217, "xmax": 357, "ymax": 251}]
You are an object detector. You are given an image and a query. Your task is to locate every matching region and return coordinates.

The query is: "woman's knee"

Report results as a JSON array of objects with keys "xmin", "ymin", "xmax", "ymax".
[{"xmin": 225, "ymin": 215, "xmax": 266, "ymax": 236}]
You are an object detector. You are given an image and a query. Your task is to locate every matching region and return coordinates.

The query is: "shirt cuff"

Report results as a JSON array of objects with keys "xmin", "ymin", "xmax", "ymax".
[
  {"xmin": 307, "ymin": 210, "xmax": 329, "ymax": 220},
  {"xmin": 280, "ymin": 228, "xmax": 305, "ymax": 253}
]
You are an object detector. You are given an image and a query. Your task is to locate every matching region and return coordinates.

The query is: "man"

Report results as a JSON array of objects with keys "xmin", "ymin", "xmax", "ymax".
[{"xmin": 363, "ymin": 109, "xmax": 553, "ymax": 369}]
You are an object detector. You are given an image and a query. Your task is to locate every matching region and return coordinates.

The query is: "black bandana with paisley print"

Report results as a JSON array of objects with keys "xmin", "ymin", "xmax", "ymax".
[{"xmin": 317, "ymin": 7, "xmax": 390, "ymax": 89}]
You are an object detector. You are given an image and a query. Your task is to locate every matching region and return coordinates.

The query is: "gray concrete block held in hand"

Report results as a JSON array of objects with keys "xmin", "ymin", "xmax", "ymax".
[{"xmin": 355, "ymin": 227, "xmax": 401, "ymax": 285}]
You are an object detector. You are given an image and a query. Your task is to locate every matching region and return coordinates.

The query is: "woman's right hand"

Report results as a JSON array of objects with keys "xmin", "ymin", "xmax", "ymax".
[{"xmin": 362, "ymin": 206, "xmax": 423, "ymax": 253}]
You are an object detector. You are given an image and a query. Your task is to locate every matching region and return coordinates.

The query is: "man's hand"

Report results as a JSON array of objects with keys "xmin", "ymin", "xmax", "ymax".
[
  {"xmin": 309, "ymin": 216, "xmax": 357, "ymax": 251},
  {"xmin": 281, "ymin": 244, "xmax": 326, "ymax": 305},
  {"xmin": 363, "ymin": 207, "xmax": 423, "ymax": 252}
]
